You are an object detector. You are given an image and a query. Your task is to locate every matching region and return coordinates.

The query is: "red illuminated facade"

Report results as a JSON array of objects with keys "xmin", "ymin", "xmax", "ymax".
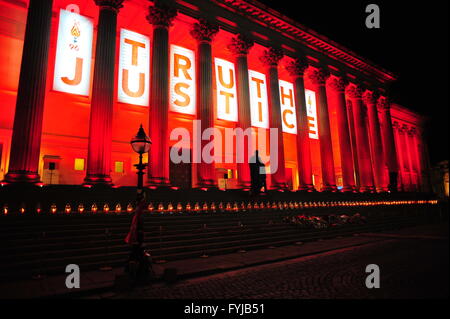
[{"xmin": 0, "ymin": 0, "xmax": 431, "ymax": 193}]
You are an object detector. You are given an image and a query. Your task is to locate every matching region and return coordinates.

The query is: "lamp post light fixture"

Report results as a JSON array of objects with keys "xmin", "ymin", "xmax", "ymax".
[{"xmin": 130, "ymin": 125, "xmax": 151, "ymax": 194}]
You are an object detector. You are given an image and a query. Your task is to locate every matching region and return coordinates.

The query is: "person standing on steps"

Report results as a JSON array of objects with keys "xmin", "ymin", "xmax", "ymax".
[
  {"xmin": 250, "ymin": 150, "xmax": 266, "ymax": 196},
  {"xmin": 124, "ymin": 192, "xmax": 154, "ymax": 284}
]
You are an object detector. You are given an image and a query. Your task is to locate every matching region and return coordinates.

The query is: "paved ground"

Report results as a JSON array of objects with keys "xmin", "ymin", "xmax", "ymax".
[{"xmin": 110, "ymin": 226, "xmax": 448, "ymax": 299}]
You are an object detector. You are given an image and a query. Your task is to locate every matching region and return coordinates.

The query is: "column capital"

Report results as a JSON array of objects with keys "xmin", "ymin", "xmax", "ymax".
[
  {"xmin": 94, "ymin": 0, "xmax": 124, "ymax": 12},
  {"xmin": 392, "ymin": 121, "xmax": 400, "ymax": 130},
  {"xmin": 306, "ymin": 67, "xmax": 329, "ymax": 86},
  {"xmin": 228, "ymin": 34, "xmax": 254, "ymax": 56},
  {"xmin": 326, "ymin": 76, "xmax": 348, "ymax": 92},
  {"xmin": 146, "ymin": 4, "xmax": 177, "ymax": 28},
  {"xmin": 286, "ymin": 57, "xmax": 308, "ymax": 78},
  {"xmin": 362, "ymin": 90, "xmax": 379, "ymax": 105},
  {"xmin": 345, "ymin": 84, "xmax": 363, "ymax": 99},
  {"xmin": 408, "ymin": 127, "xmax": 417, "ymax": 137},
  {"xmin": 260, "ymin": 47, "xmax": 284, "ymax": 67},
  {"xmin": 190, "ymin": 18, "xmax": 219, "ymax": 43},
  {"xmin": 377, "ymin": 96, "xmax": 390, "ymax": 111}
]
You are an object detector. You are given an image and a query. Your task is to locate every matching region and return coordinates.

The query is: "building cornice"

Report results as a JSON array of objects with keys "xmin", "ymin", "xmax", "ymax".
[{"xmin": 208, "ymin": 0, "xmax": 397, "ymax": 84}]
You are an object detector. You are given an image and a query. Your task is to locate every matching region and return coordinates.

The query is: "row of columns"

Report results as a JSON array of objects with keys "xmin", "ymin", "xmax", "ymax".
[
  {"xmin": 4, "ymin": 0, "xmax": 405, "ymax": 193},
  {"xmin": 393, "ymin": 122, "xmax": 425, "ymax": 192}
]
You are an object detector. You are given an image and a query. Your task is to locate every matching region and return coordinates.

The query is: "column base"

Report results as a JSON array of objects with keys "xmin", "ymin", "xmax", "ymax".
[
  {"xmin": 341, "ymin": 185, "xmax": 357, "ymax": 193},
  {"xmin": 269, "ymin": 182, "xmax": 289, "ymax": 191},
  {"xmin": 321, "ymin": 185, "xmax": 338, "ymax": 192},
  {"xmin": 148, "ymin": 177, "xmax": 171, "ymax": 188},
  {"xmin": 83, "ymin": 174, "xmax": 113, "ymax": 186},
  {"xmin": 297, "ymin": 185, "xmax": 315, "ymax": 192},
  {"xmin": 4, "ymin": 171, "xmax": 41, "ymax": 184},
  {"xmin": 195, "ymin": 179, "xmax": 217, "ymax": 190},
  {"xmin": 358, "ymin": 186, "xmax": 375, "ymax": 193},
  {"xmin": 237, "ymin": 180, "xmax": 251, "ymax": 190}
]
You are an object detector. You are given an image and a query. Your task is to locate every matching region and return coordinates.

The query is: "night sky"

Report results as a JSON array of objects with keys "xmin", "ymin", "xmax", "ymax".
[{"xmin": 257, "ymin": 0, "xmax": 449, "ymax": 165}]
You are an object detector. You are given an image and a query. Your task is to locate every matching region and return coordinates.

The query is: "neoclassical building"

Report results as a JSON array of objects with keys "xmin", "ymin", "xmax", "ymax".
[{"xmin": 0, "ymin": 0, "xmax": 430, "ymax": 192}]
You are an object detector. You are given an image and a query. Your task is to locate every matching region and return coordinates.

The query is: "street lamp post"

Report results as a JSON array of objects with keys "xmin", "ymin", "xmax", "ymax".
[{"xmin": 130, "ymin": 125, "xmax": 152, "ymax": 194}]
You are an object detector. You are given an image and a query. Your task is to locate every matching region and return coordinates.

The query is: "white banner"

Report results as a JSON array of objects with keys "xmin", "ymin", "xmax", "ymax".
[
  {"xmin": 215, "ymin": 58, "xmax": 238, "ymax": 122},
  {"xmin": 279, "ymin": 80, "xmax": 297, "ymax": 134},
  {"xmin": 170, "ymin": 45, "xmax": 196, "ymax": 115},
  {"xmin": 305, "ymin": 89, "xmax": 319, "ymax": 139},
  {"xmin": 53, "ymin": 9, "xmax": 93, "ymax": 96},
  {"xmin": 118, "ymin": 29, "xmax": 150, "ymax": 106},
  {"xmin": 248, "ymin": 70, "xmax": 269, "ymax": 129}
]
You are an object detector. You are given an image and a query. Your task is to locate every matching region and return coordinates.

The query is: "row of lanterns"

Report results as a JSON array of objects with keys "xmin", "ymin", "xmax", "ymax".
[{"xmin": 1, "ymin": 199, "xmax": 439, "ymax": 215}]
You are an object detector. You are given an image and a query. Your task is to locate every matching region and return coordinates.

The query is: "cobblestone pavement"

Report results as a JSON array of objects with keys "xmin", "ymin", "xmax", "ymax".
[{"xmin": 114, "ymin": 236, "xmax": 448, "ymax": 299}]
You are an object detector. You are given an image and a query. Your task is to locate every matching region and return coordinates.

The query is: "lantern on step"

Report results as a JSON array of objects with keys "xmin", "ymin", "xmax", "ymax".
[
  {"xmin": 78, "ymin": 203, "xmax": 85, "ymax": 214},
  {"xmin": 157, "ymin": 203, "xmax": 164, "ymax": 213},
  {"xmin": 3, "ymin": 204, "xmax": 8, "ymax": 215},
  {"xmin": 65, "ymin": 204, "xmax": 71, "ymax": 214},
  {"xmin": 115, "ymin": 203, "xmax": 122, "ymax": 213},
  {"xmin": 185, "ymin": 202, "xmax": 191, "ymax": 212},
  {"xmin": 240, "ymin": 202, "xmax": 246, "ymax": 211},
  {"xmin": 51, "ymin": 203, "xmax": 57, "ymax": 214},
  {"xmin": 177, "ymin": 202, "xmax": 183, "ymax": 213},
  {"xmin": 167, "ymin": 202, "xmax": 174, "ymax": 213},
  {"xmin": 210, "ymin": 202, "xmax": 216, "ymax": 212},
  {"xmin": 91, "ymin": 203, "xmax": 98, "ymax": 213},
  {"xmin": 233, "ymin": 202, "xmax": 239, "ymax": 212},
  {"xmin": 218, "ymin": 202, "xmax": 224, "ymax": 212},
  {"xmin": 202, "ymin": 202, "xmax": 208, "ymax": 212},
  {"xmin": 147, "ymin": 203, "xmax": 154, "ymax": 212},
  {"xmin": 19, "ymin": 203, "xmax": 25, "ymax": 214},
  {"xmin": 103, "ymin": 203, "xmax": 110, "ymax": 213},
  {"xmin": 127, "ymin": 203, "xmax": 133, "ymax": 213},
  {"xmin": 247, "ymin": 202, "xmax": 252, "ymax": 211},
  {"xmin": 225, "ymin": 202, "xmax": 232, "ymax": 212},
  {"xmin": 36, "ymin": 203, "xmax": 42, "ymax": 214},
  {"xmin": 194, "ymin": 202, "xmax": 200, "ymax": 212}
]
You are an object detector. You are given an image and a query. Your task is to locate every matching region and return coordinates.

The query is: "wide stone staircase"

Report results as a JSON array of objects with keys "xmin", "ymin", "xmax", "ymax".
[{"xmin": 0, "ymin": 203, "xmax": 442, "ymax": 282}]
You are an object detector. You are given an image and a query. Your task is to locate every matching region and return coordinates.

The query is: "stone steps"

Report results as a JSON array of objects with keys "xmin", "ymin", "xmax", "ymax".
[{"xmin": 0, "ymin": 208, "xmax": 422, "ymax": 281}]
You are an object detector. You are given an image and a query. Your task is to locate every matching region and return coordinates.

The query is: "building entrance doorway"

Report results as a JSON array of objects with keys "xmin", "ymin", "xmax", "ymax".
[{"xmin": 169, "ymin": 148, "xmax": 192, "ymax": 189}]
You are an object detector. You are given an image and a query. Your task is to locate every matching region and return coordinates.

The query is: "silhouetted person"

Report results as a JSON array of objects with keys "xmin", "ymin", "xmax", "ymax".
[
  {"xmin": 124, "ymin": 192, "xmax": 153, "ymax": 283},
  {"xmin": 249, "ymin": 150, "xmax": 266, "ymax": 195}
]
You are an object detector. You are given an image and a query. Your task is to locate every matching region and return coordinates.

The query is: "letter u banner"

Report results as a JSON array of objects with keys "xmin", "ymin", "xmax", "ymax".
[
  {"xmin": 53, "ymin": 9, "xmax": 93, "ymax": 96},
  {"xmin": 118, "ymin": 29, "xmax": 150, "ymax": 106}
]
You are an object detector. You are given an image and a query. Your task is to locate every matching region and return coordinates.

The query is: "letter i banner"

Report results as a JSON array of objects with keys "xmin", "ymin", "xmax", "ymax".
[{"xmin": 53, "ymin": 9, "xmax": 93, "ymax": 96}]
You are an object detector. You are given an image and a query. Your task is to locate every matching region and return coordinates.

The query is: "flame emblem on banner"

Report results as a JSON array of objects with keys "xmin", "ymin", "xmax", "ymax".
[{"xmin": 71, "ymin": 21, "xmax": 81, "ymax": 42}]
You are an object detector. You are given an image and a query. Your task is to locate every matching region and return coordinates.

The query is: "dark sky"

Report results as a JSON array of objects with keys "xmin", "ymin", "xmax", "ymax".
[{"xmin": 257, "ymin": 0, "xmax": 449, "ymax": 165}]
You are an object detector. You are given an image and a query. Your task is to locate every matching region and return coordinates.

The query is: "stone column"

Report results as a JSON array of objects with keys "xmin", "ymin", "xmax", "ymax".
[
  {"xmin": 4, "ymin": 0, "xmax": 53, "ymax": 184},
  {"xmin": 345, "ymin": 84, "xmax": 374, "ymax": 192},
  {"xmin": 306, "ymin": 67, "xmax": 336, "ymax": 192},
  {"xmin": 363, "ymin": 90, "xmax": 385, "ymax": 192},
  {"xmin": 146, "ymin": 3, "xmax": 177, "ymax": 187},
  {"xmin": 260, "ymin": 47, "xmax": 287, "ymax": 189},
  {"xmin": 409, "ymin": 128, "xmax": 422, "ymax": 191},
  {"xmin": 402, "ymin": 125, "xmax": 414, "ymax": 191},
  {"xmin": 405, "ymin": 127, "xmax": 419, "ymax": 191},
  {"xmin": 378, "ymin": 97, "xmax": 399, "ymax": 192},
  {"xmin": 286, "ymin": 58, "xmax": 314, "ymax": 192},
  {"xmin": 228, "ymin": 34, "xmax": 254, "ymax": 189},
  {"xmin": 84, "ymin": 0, "xmax": 124, "ymax": 185},
  {"xmin": 327, "ymin": 76, "xmax": 356, "ymax": 192},
  {"xmin": 346, "ymin": 100, "xmax": 361, "ymax": 189},
  {"xmin": 190, "ymin": 18, "xmax": 219, "ymax": 188},
  {"xmin": 393, "ymin": 122, "xmax": 407, "ymax": 191}
]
